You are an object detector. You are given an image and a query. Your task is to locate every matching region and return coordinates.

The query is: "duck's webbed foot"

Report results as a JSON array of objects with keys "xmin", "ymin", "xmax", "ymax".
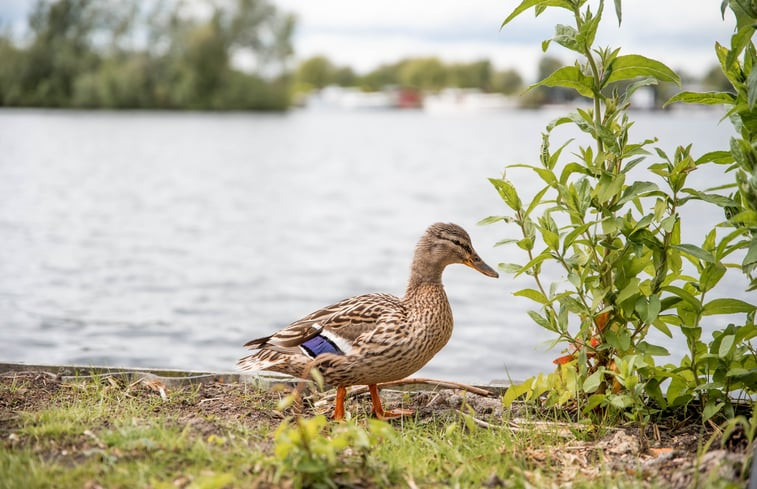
[{"xmin": 368, "ymin": 384, "xmax": 414, "ymax": 420}]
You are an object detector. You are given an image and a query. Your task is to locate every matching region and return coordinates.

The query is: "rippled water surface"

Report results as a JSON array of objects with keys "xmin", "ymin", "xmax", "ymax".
[{"xmin": 0, "ymin": 108, "xmax": 750, "ymax": 382}]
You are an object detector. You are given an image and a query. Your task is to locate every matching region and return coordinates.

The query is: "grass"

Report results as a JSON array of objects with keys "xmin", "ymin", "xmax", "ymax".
[{"xmin": 0, "ymin": 372, "xmax": 751, "ymax": 488}]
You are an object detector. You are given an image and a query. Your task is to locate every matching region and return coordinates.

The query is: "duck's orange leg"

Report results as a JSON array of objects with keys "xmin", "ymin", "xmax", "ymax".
[
  {"xmin": 368, "ymin": 384, "xmax": 414, "ymax": 420},
  {"xmin": 332, "ymin": 386, "xmax": 347, "ymax": 421}
]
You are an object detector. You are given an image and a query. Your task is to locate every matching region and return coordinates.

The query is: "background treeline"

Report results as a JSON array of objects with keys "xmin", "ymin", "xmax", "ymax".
[
  {"xmin": 0, "ymin": 0, "xmax": 294, "ymax": 110},
  {"xmin": 0, "ymin": 0, "xmax": 736, "ymax": 111},
  {"xmin": 294, "ymin": 55, "xmax": 524, "ymax": 95}
]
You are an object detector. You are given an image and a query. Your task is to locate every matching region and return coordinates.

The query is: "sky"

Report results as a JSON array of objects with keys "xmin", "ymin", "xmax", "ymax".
[{"xmin": 0, "ymin": 0, "xmax": 737, "ymax": 81}]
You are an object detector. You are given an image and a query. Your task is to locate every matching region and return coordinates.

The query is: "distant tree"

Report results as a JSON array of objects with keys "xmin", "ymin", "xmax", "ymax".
[
  {"xmin": 701, "ymin": 64, "xmax": 732, "ymax": 92},
  {"xmin": 296, "ymin": 56, "xmax": 335, "ymax": 90},
  {"xmin": 492, "ymin": 68, "xmax": 523, "ymax": 94},
  {"xmin": 0, "ymin": 0, "xmax": 295, "ymax": 110},
  {"xmin": 397, "ymin": 57, "xmax": 448, "ymax": 91},
  {"xmin": 360, "ymin": 63, "xmax": 401, "ymax": 91},
  {"xmin": 19, "ymin": 0, "xmax": 101, "ymax": 106},
  {"xmin": 449, "ymin": 60, "xmax": 492, "ymax": 90},
  {"xmin": 332, "ymin": 66, "xmax": 357, "ymax": 87}
]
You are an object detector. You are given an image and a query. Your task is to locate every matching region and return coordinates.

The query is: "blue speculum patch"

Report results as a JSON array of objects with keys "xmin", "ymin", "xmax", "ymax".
[{"xmin": 301, "ymin": 335, "xmax": 343, "ymax": 357}]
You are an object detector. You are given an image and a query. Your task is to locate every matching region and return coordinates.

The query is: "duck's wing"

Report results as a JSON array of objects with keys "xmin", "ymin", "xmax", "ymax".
[{"xmin": 243, "ymin": 293, "xmax": 405, "ymax": 353}]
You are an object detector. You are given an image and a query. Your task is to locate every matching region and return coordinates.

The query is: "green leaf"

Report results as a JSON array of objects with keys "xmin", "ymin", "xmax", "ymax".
[
  {"xmin": 749, "ymin": 58, "xmax": 757, "ymax": 109},
  {"xmin": 532, "ymin": 167, "xmax": 558, "ymax": 186},
  {"xmin": 718, "ymin": 334, "xmax": 735, "ymax": 357},
  {"xmin": 702, "ymin": 400, "xmax": 725, "ymax": 421},
  {"xmin": 663, "ymin": 91, "xmax": 735, "ymax": 108},
  {"xmin": 695, "ymin": 150, "xmax": 734, "ymax": 165},
  {"xmin": 730, "ymin": 136, "xmax": 757, "ymax": 171},
  {"xmin": 666, "ymin": 376, "xmax": 693, "ymax": 407},
  {"xmin": 635, "ymin": 295, "xmax": 661, "ymax": 324},
  {"xmin": 563, "ymin": 222, "xmax": 592, "ymax": 249},
  {"xmin": 700, "ymin": 262, "xmax": 726, "ymax": 293},
  {"xmin": 584, "ymin": 393, "xmax": 607, "ymax": 411},
  {"xmin": 502, "ymin": 380, "xmax": 532, "ymax": 406},
  {"xmin": 523, "ymin": 185, "xmax": 550, "ymax": 219},
  {"xmin": 548, "ymin": 138, "xmax": 575, "ymax": 170},
  {"xmin": 636, "ymin": 341, "xmax": 670, "ymax": 356},
  {"xmin": 478, "ymin": 215, "xmax": 506, "ymax": 225},
  {"xmin": 616, "ymin": 181, "xmax": 658, "ymax": 206},
  {"xmin": 583, "ymin": 369, "xmax": 604, "ymax": 394},
  {"xmin": 559, "ymin": 162, "xmax": 590, "ymax": 183},
  {"xmin": 489, "ymin": 178, "xmax": 522, "ymax": 211},
  {"xmin": 514, "ymin": 288, "xmax": 548, "ymax": 304},
  {"xmin": 613, "ymin": 0, "xmax": 622, "ymax": 25},
  {"xmin": 702, "ymin": 298, "xmax": 756, "ymax": 316},
  {"xmin": 594, "ymin": 173, "xmax": 626, "ymax": 204},
  {"xmin": 498, "ymin": 263, "xmax": 523, "ymax": 273},
  {"xmin": 651, "ymin": 318, "xmax": 673, "ymax": 338},
  {"xmin": 608, "ymin": 394, "xmax": 634, "ymax": 409},
  {"xmin": 680, "ymin": 188, "xmax": 738, "ymax": 208},
  {"xmin": 517, "ymin": 236, "xmax": 535, "ymax": 251},
  {"xmin": 726, "ymin": 25, "xmax": 755, "ymax": 71},
  {"xmin": 546, "ymin": 115, "xmax": 573, "ymax": 132},
  {"xmin": 552, "ymin": 24, "xmax": 579, "ymax": 52},
  {"xmin": 605, "ymin": 328, "xmax": 631, "ymax": 352},
  {"xmin": 616, "ymin": 278, "xmax": 640, "ymax": 304},
  {"xmin": 501, "ymin": 0, "xmax": 574, "ymax": 27},
  {"xmin": 606, "ymin": 54, "xmax": 681, "ymax": 86},
  {"xmin": 645, "ymin": 378, "xmax": 666, "ymax": 408},
  {"xmin": 672, "ymin": 244, "xmax": 716, "ymax": 263},
  {"xmin": 743, "ymin": 236, "xmax": 757, "ymax": 268},
  {"xmin": 516, "ymin": 251, "xmax": 551, "ymax": 276},
  {"xmin": 623, "ymin": 77, "xmax": 657, "ymax": 104},
  {"xmin": 494, "ymin": 239, "xmax": 519, "ymax": 248},
  {"xmin": 577, "ymin": 6, "xmax": 601, "ymax": 51},
  {"xmin": 527, "ymin": 310, "xmax": 554, "ymax": 331},
  {"xmin": 730, "ymin": 209, "xmax": 757, "ymax": 226},
  {"xmin": 541, "ymin": 228, "xmax": 559, "ymax": 251},
  {"xmin": 662, "ymin": 285, "xmax": 702, "ymax": 310},
  {"xmin": 530, "ymin": 65, "xmax": 595, "ymax": 98}
]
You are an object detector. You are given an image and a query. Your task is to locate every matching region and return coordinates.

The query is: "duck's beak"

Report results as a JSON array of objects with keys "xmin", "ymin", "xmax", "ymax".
[{"xmin": 464, "ymin": 254, "xmax": 499, "ymax": 278}]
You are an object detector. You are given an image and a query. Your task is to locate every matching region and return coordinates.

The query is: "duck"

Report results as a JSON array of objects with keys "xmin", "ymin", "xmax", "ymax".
[{"xmin": 237, "ymin": 222, "xmax": 499, "ymax": 420}]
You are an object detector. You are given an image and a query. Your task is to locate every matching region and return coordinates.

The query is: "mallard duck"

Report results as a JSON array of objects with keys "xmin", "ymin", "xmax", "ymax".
[{"xmin": 237, "ymin": 222, "xmax": 498, "ymax": 420}]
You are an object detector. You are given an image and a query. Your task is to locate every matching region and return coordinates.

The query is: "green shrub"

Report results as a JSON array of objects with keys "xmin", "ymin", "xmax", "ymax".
[{"xmin": 486, "ymin": 0, "xmax": 756, "ymax": 424}]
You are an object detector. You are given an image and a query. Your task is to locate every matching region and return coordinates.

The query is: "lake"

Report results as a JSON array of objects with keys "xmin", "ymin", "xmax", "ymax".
[{"xmin": 0, "ymin": 107, "xmax": 751, "ymax": 383}]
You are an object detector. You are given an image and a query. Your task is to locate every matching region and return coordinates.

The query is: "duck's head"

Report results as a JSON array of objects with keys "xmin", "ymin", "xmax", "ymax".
[{"xmin": 415, "ymin": 222, "xmax": 499, "ymax": 279}]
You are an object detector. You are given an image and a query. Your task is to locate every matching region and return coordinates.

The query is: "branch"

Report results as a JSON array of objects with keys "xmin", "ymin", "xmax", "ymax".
[{"xmin": 319, "ymin": 377, "xmax": 495, "ymax": 401}]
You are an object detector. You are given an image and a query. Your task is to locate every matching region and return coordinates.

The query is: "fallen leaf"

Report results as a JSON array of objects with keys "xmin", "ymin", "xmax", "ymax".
[{"xmin": 649, "ymin": 447, "xmax": 673, "ymax": 456}]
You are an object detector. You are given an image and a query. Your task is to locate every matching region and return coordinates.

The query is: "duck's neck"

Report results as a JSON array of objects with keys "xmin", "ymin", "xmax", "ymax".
[{"xmin": 405, "ymin": 248, "xmax": 446, "ymax": 294}]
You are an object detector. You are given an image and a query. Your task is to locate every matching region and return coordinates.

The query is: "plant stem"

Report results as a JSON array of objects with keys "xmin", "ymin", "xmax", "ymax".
[{"xmin": 574, "ymin": 5, "xmax": 604, "ymax": 156}]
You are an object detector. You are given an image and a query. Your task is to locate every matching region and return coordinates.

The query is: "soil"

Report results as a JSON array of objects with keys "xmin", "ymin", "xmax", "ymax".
[{"xmin": 0, "ymin": 370, "xmax": 752, "ymax": 488}]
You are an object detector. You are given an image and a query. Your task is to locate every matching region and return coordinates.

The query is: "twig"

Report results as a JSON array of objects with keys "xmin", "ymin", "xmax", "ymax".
[
  {"xmin": 319, "ymin": 377, "xmax": 494, "ymax": 401},
  {"xmin": 458, "ymin": 411, "xmax": 503, "ymax": 430}
]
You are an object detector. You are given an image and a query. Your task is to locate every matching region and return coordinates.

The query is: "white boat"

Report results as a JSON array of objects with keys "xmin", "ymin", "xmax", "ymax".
[{"xmin": 423, "ymin": 88, "xmax": 516, "ymax": 113}]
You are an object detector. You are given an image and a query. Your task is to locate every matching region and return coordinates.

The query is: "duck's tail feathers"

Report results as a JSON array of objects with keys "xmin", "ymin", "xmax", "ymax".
[
  {"xmin": 243, "ymin": 335, "xmax": 272, "ymax": 349},
  {"xmin": 236, "ymin": 350, "xmax": 283, "ymax": 372}
]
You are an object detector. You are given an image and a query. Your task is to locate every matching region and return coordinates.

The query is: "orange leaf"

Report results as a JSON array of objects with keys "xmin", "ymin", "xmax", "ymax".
[
  {"xmin": 595, "ymin": 311, "xmax": 610, "ymax": 331},
  {"xmin": 553, "ymin": 353, "xmax": 576, "ymax": 365}
]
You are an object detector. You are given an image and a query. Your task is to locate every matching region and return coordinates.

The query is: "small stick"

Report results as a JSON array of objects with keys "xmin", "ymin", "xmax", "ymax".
[
  {"xmin": 198, "ymin": 397, "xmax": 223, "ymax": 404},
  {"xmin": 320, "ymin": 377, "xmax": 494, "ymax": 400},
  {"xmin": 458, "ymin": 411, "xmax": 503, "ymax": 430}
]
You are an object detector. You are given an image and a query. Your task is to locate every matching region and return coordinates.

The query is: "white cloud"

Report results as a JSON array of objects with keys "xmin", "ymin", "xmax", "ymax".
[
  {"xmin": 0, "ymin": 0, "xmax": 737, "ymax": 79},
  {"xmin": 278, "ymin": 0, "xmax": 735, "ymax": 79}
]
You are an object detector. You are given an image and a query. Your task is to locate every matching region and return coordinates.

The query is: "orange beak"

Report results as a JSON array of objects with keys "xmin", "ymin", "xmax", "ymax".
[{"xmin": 464, "ymin": 255, "xmax": 499, "ymax": 278}]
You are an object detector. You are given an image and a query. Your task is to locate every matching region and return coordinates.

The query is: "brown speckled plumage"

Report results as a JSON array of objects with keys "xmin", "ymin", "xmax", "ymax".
[{"xmin": 237, "ymin": 222, "xmax": 498, "ymax": 419}]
